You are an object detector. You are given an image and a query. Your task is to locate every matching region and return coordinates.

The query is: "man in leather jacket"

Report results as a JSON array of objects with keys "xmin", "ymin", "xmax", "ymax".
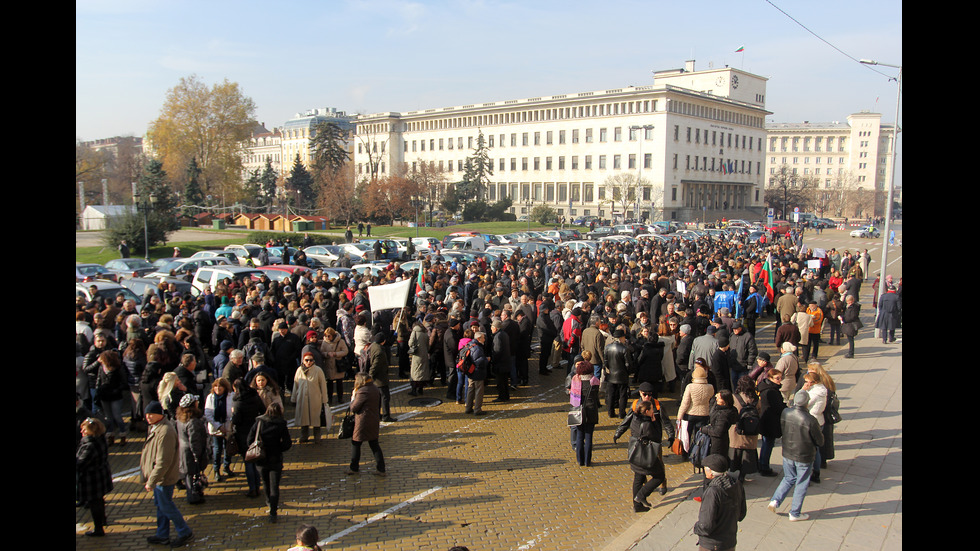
[
  {"xmin": 694, "ymin": 454, "xmax": 746, "ymax": 550},
  {"xmin": 603, "ymin": 329, "xmax": 633, "ymax": 418},
  {"xmin": 767, "ymin": 392, "xmax": 824, "ymax": 521}
]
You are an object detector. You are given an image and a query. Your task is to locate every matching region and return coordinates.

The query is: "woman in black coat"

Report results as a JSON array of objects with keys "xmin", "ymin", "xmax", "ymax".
[
  {"xmin": 233, "ymin": 378, "xmax": 265, "ymax": 499},
  {"xmin": 613, "ymin": 387, "xmax": 675, "ymax": 512},
  {"xmin": 76, "ymin": 417, "xmax": 113, "ymax": 537},
  {"xmin": 756, "ymin": 370, "xmax": 786, "ymax": 477},
  {"xmin": 701, "ymin": 390, "xmax": 737, "ymax": 458},
  {"xmin": 246, "ymin": 402, "xmax": 292, "ymax": 523},
  {"xmin": 634, "ymin": 329, "xmax": 665, "ymax": 394},
  {"xmin": 840, "ymin": 295, "xmax": 862, "ymax": 358},
  {"xmin": 140, "ymin": 344, "xmax": 167, "ymax": 413}
]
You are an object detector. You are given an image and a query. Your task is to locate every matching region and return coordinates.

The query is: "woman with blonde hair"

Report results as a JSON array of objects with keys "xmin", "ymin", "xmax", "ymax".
[
  {"xmin": 807, "ymin": 361, "xmax": 837, "ymax": 473},
  {"xmin": 676, "ymin": 359, "xmax": 715, "ymax": 458},
  {"xmin": 156, "ymin": 371, "xmax": 185, "ymax": 420}
]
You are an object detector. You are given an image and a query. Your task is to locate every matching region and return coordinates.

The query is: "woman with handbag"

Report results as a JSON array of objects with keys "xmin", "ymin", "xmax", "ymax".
[
  {"xmin": 676, "ymin": 362, "xmax": 714, "ymax": 460},
  {"xmin": 757, "ymin": 369, "xmax": 786, "ymax": 477},
  {"xmin": 76, "ymin": 417, "xmax": 113, "ymax": 537},
  {"xmin": 246, "ymin": 402, "xmax": 292, "ymax": 523},
  {"xmin": 566, "ymin": 354, "xmax": 600, "ymax": 467},
  {"xmin": 320, "ymin": 328, "xmax": 350, "ymax": 404},
  {"xmin": 807, "ymin": 362, "xmax": 837, "ymax": 469},
  {"xmin": 345, "ymin": 373, "xmax": 385, "ymax": 476},
  {"xmin": 176, "ymin": 394, "xmax": 208, "ymax": 504},
  {"xmin": 840, "ymin": 294, "xmax": 862, "ymax": 358},
  {"xmin": 293, "ymin": 352, "xmax": 329, "ymax": 444},
  {"xmin": 612, "ymin": 394, "xmax": 675, "ymax": 512},
  {"xmin": 204, "ymin": 377, "xmax": 236, "ymax": 481}
]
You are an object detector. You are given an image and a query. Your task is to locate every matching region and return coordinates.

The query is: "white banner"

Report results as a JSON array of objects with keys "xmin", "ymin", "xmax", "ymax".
[{"xmin": 366, "ymin": 278, "xmax": 412, "ymax": 312}]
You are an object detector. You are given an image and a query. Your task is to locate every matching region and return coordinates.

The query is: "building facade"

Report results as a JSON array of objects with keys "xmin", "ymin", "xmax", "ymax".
[
  {"xmin": 242, "ymin": 108, "xmax": 356, "ymax": 179},
  {"xmin": 764, "ymin": 111, "xmax": 897, "ymax": 217},
  {"xmin": 353, "ymin": 61, "xmax": 771, "ymax": 223}
]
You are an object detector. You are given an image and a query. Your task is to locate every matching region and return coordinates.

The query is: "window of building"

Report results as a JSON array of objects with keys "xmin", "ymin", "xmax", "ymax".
[
  {"xmin": 559, "ymin": 130, "xmax": 566, "ymax": 144},
  {"xmin": 614, "ymin": 127, "xmax": 622, "ymax": 142},
  {"xmin": 534, "ymin": 132, "xmax": 541, "ymax": 146},
  {"xmin": 613, "ymin": 155, "xmax": 621, "ymax": 169},
  {"xmin": 585, "ymin": 155, "xmax": 592, "ymax": 170},
  {"xmin": 599, "ymin": 155, "xmax": 607, "ymax": 169},
  {"xmin": 599, "ymin": 128, "xmax": 607, "ymax": 143},
  {"xmin": 585, "ymin": 128, "xmax": 593, "ymax": 143},
  {"xmin": 572, "ymin": 129, "xmax": 579, "ymax": 143},
  {"xmin": 546, "ymin": 131, "xmax": 553, "ymax": 145},
  {"xmin": 522, "ymin": 157, "xmax": 528, "ymax": 170},
  {"xmin": 558, "ymin": 156, "xmax": 565, "ymax": 170},
  {"xmin": 510, "ymin": 158, "xmax": 517, "ymax": 171},
  {"xmin": 628, "ymin": 154, "xmax": 636, "ymax": 169},
  {"xmin": 522, "ymin": 132, "xmax": 528, "ymax": 146},
  {"xmin": 546, "ymin": 157, "xmax": 553, "ymax": 170},
  {"xmin": 534, "ymin": 157, "xmax": 540, "ymax": 170},
  {"xmin": 571, "ymin": 156, "xmax": 578, "ymax": 170}
]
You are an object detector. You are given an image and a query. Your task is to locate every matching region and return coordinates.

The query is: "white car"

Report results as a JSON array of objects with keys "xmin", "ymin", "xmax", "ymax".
[
  {"xmin": 411, "ymin": 237, "xmax": 441, "ymax": 253},
  {"xmin": 303, "ymin": 245, "xmax": 343, "ymax": 266},
  {"xmin": 563, "ymin": 240, "xmax": 598, "ymax": 253},
  {"xmin": 146, "ymin": 257, "xmax": 233, "ymax": 278},
  {"xmin": 190, "ymin": 250, "xmax": 240, "ymax": 264},
  {"xmin": 850, "ymin": 226, "xmax": 880, "ymax": 238},
  {"xmin": 341, "ymin": 242, "xmax": 376, "ymax": 261},
  {"xmin": 223, "ymin": 244, "xmax": 281, "ymax": 266},
  {"xmin": 486, "ymin": 245, "xmax": 519, "ymax": 257}
]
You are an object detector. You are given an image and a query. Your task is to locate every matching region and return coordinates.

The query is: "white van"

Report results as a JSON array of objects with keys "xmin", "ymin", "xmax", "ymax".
[
  {"xmin": 192, "ymin": 266, "xmax": 264, "ymax": 295},
  {"xmin": 448, "ymin": 236, "xmax": 486, "ymax": 251}
]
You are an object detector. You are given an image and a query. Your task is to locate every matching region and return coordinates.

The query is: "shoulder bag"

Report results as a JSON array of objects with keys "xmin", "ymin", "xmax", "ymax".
[
  {"xmin": 627, "ymin": 437, "xmax": 662, "ymax": 471},
  {"xmin": 244, "ymin": 420, "xmax": 265, "ymax": 463},
  {"xmin": 338, "ymin": 408, "xmax": 355, "ymax": 439}
]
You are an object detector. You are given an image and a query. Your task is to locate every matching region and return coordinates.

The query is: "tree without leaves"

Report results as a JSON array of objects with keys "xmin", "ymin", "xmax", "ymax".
[
  {"xmin": 408, "ymin": 159, "xmax": 448, "ymax": 223},
  {"xmin": 602, "ymin": 173, "xmax": 648, "ymax": 220},
  {"xmin": 317, "ymin": 163, "xmax": 361, "ymax": 227},
  {"xmin": 147, "ymin": 74, "xmax": 256, "ymax": 204}
]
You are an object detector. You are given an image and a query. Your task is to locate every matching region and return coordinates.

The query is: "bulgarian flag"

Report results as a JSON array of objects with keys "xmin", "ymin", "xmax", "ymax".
[
  {"xmin": 416, "ymin": 265, "xmax": 425, "ymax": 295},
  {"xmin": 758, "ymin": 253, "xmax": 776, "ymax": 304},
  {"xmin": 735, "ymin": 45, "xmax": 745, "ymax": 53}
]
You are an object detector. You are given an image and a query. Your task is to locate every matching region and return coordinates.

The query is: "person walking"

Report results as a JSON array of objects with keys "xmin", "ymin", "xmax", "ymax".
[
  {"xmin": 613, "ymin": 384, "xmax": 675, "ymax": 512},
  {"xmin": 767, "ymin": 392, "xmax": 824, "ymax": 522},
  {"xmin": 175, "ymin": 394, "xmax": 208, "ymax": 505},
  {"xmin": 840, "ymin": 294, "xmax": 862, "ymax": 359},
  {"xmin": 567, "ymin": 355, "xmax": 600, "ymax": 467},
  {"xmin": 76, "ymin": 417, "xmax": 113, "ymax": 538},
  {"xmin": 140, "ymin": 401, "xmax": 194, "ymax": 547},
  {"xmin": 345, "ymin": 373, "xmax": 386, "ymax": 476},
  {"xmin": 247, "ymin": 402, "xmax": 293, "ymax": 522},
  {"xmin": 693, "ymin": 454, "xmax": 747, "ymax": 550}
]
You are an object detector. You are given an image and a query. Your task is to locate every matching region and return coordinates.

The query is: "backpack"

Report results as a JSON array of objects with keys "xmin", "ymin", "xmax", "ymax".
[
  {"xmin": 733, "ymin": 393, "xmax": 761, "ymax": 436},
  {"xmin": 689, "ymin": 429, "xmax": 712, "ymax": 469},
  {"xmin": 456, "ymin": 342, "xmax": 476, "ymax": 376}
]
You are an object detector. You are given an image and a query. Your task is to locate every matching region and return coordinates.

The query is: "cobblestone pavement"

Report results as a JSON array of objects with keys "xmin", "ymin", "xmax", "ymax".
[{"xmin": 76, "ymin": 228, "xmax": 900, "ymax": 550}]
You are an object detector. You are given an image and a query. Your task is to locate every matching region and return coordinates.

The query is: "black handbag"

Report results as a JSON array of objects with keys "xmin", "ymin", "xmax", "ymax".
[
  {"xmin": 338, "ymin": 408, "xmax": 355, "ymax": 439},
  {"xmin": 627, "ymin": 437, "xmax": 662, "ymax": 471}
]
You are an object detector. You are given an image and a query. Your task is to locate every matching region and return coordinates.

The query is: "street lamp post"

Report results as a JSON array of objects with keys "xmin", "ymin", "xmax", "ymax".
[
  {"xmin": 524, "ymin": 194, "xmax": 532, "ymax": 231},
  {"xmin": 860, "ymin": 59, "xmax": 902, "ymax": 333},
  {"xmin": 132, "ymin": 183, "xmax": 157, "ymax": 261}
]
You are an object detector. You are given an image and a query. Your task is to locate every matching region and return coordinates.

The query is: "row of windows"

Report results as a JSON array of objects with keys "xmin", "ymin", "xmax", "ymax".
[
  {"xmin": 770, "ymin": 156, "xmax": 847, "ymax": 165},
  {"xmin": 393, "ymin": 99, "xmax": 660, "ymax": 134},
  {"xmin": 677, "ymin": 125, "xmax": 760, "ymax": 150},
  {"xmin": 482, "ymin": 182, "xmax": 656, "ymax": 204},
  {"xmin": 666, "ymin": 99, "xmax": 764, "ymax": 129},
  {"xmin": 685, "ymin": 156, "xmax": 760, "ymax": 175},
  {"xmin": 769, "ymin": 135, "xmax": 847, "ymax": 153}
]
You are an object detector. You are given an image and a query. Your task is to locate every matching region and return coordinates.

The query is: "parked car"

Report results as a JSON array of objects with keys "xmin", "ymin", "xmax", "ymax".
[
  {"xmin": 586, "ymin": 226, "xmax": 617, "ymax": 239},
  {"xmin": 266, "ymin": 246, "xmax": 301, "ymax": 264},
  {"xmin": 340, "ymin": 242, "xmax": 376, "ymax": 262},
  {"xmin": 411, "ymin": 237, "xmax": 441, "ymax": 253},
  {"xmin": 359, "ymin": 239, "xmax": 406, "ymax": 260},
  {"xmin": 223, "ymin": 244, "xmax": 281, "ymax": 266},
  {"xmin": 189, "ymin": 250, "xmax": 241, "ymax": 264},
  {"xmin": 75, "ymin": 263, "xmax": 118, "ymax": 283},
  {"xmin": 191, "ymin": 266, "xmax": 264, "ymax": 295},
  {"xmin": 303, "ymin": 245, "xmax": 343, "ymax": 266},
  {"xmin": 146, "ymin": 257, "xmax": 234, "ymax": 278},
  {"xmin": 120, "ymin": 276, "xmax": 194, "ymax": 298},
  {"xmin": 76, "ymin": 281, "xmax": 140, "ymax": 304},
  {"xmin": 103, "ymin": 258, "xmax": 157, "ymax": 279},
  {"xmin": 257, "ymin": 265, "xmax": 314, "ymax": 284}
]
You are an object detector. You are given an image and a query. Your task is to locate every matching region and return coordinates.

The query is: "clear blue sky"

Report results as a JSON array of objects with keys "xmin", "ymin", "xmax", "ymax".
[{"xmin": 77, "ymin": 0, "xmax": 902, "ymax": 146}]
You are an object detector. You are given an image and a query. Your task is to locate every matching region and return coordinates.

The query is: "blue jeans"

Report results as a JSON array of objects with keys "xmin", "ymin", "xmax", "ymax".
[
  {"xmin": 730, "ymin": 369, "xmax": 748, "ymax": 393},
  {"xmin": 101, "ymin": 398, "xmax": 127, "ymax": 437},
  {"xmin": 212, "ymin": 434, "xmax": 231, "ymax": 470},
  {"xmin": 759, "ymin": 435, "xmax": 776, "ymax": 471},
  {"xmin": 456, "ymin": 372, "xmax": 469, "ymax": 402},
  {"xmin": 152, "ymin": 484, "xmax": 191, "ymax": 539},
  {"xmin": 771, "ymin": 458, "xmax": 813, "ymax": 517},
  {"xmin": 592, "ymin": 364, "xmax": 602, "ymax": 381}
]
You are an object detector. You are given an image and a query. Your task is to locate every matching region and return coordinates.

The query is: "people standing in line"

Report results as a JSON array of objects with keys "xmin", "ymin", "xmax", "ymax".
[
  {"xmin": 757, "ymin": 369, "xmax": 787, "ymax": 477},
  {"xmin": 367, "ymin": 332, "xmax": 396, "ymax": 422},
  {"xmin": 567, "ymin": 354, "xmax": 600, "ymax": 467},
  {"xmin": 767, "ymin": 392, "xmax": 824, "ymax": 522},
  {"xmin": 729, "ymin": 376, "xmax": 760, "ymax": 482},
  {"xmin": 774, "ymin": 342, "xmax": 800, "ymax": 405},
  {"xmin": 175, "ymin": 394, "xmax": 208, "ymax": 505},
  {"xmin": 807, "ymin": 362, "xmax": 837, "ymax": 471},
  {"xmin": 676, "ymin": 362, "xmax": 715, "ymax": 458},
  {"xmin": 613, "ymin": 385, "xmax": 675, "ymax": 513},
  {"xmin": 204, "ymin": 377, "xmax": 236, "ymax": 481},
  {"xmin": 464, "ymin": 332, "xmax": 490, "ymax": 415},
  {"xmin": 840, "ymin": 294, "xmax": 862, "ymax": 358},
  {"xmin": 76, "ymin": 417, "xmax": 113, "ymax": 538},
  {"xmin": 293, "ymin": 351, "xmax": 329, "ymax": 444},
  {"xmin": 247, "ymin": 402, "xmax": 293, "ymax": 523},
  {"xmin": 801, "ymin": 371, "xmax": 828, "ymax": 484},
  {"xmin": 92, "ymin": 350, "xmax": 130, "ymax": 446},
  {"xmin": 140, "ymin": 401, "xmax": 194, "ymax": 547},
  {"xmin": 875, "ymin": 283, "xmax": 901, "ymax": 344},
  {"xmin": 346, "ymin": 373, "xmax": 386, "ymax": 476},
  {"xmin": 320, "ymin": 327, "xmax": 349, "ymax": 404},
  {"xmin": 232, "ymin": 378, "xmax": 264, "ymax": 498},
  {"xmin": 693, "ymin": 454, "xmax": 747, "ymax": 551}
]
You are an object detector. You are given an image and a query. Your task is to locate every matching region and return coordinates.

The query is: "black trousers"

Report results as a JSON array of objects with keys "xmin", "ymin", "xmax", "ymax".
[
  {"xmin": 632, "ymin": 472, "xmax": 665, "ymax": 500},
  {"xmin": 350, "ymin": 439, "xmax": 385, "ymax": 473},
  {"xmin": 257, "ymin": 466, "xmax": 282, "ymax": 514},
  {"xmin": 379, "ymin": 385, "xmax": 391, "ymax": 417},
  {"xmin": 607, "ymin": 383, "xmax": 629, "ymax": 417},
  {"xmin": 496, "ymin": 367, "xmax": 510, "ymax": 400}
]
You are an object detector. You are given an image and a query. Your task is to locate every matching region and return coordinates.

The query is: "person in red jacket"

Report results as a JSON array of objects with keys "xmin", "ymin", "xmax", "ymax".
[{"xmin": 561, "ymin": 307, "xmax": 583, "ymax": 374}]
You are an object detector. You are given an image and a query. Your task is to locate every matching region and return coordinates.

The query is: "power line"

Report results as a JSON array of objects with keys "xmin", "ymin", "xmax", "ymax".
[{"xmin": 763, "ymin": 0, "xmax": 896, "ymax": 80}]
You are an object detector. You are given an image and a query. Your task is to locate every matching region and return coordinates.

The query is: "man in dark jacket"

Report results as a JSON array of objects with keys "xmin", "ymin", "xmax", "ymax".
[
  {"xmin": 694, "ymin": 454, "xmax": 746, "ymax": 550},
  {"xmin": 728, "ymin": 321, "xmax": 757, "ymax": 389},
  {"xmin": 491, "ymin": 320, "xmax": 512, "ymax": 402},
  {"xmin": 603, "ymin": 329, "xmax": 632, "ymax": 418},
  {"xmin": 270, "ymin": 321, "xmax": 303, "ymax": 392},
  {"xmin": 515, "ymin": 309, "xmax": 533, "ymax": 386},
  {"xmin": 767, "ymin": 392, "xmax": 824, "ymax": 521},
  {"xmin": 444, "ymin": 318, "xmax": 461, "ymax": 400},
  {"xmin": 536, "ymin": 300, "xmax": 558, "ymax": 375},
  {"xmin": 368, "ymin": 332, "xmax": 395, "ymax": 422},
  {"xmin": 464, "ymin": 332, "xmax": 490, "ymax": 415}
]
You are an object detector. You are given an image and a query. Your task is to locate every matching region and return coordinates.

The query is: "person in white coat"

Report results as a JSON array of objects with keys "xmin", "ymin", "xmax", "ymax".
[
  {"xmin": 203, "ymin": 377, "xmax": 236, "ymax": 481},
  {"xmin": 802, "ymin": 371, "xmax": 828, "ymax": 483}
]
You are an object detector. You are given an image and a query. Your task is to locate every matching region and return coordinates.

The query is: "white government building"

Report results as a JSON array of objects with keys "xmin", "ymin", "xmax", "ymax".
[{"xmin": 352, "ymin": 60, "xmax": 771, "ymax": 223}]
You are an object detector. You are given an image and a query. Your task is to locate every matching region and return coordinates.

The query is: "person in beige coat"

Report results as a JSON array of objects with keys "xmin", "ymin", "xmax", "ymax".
[
  {"xmin": 774, "ymin": 342, "xmax": 800, "ymax": 405},
  {"xmin": 320, "ymin": 328, "xmax": 350, "ymax": 404},
  {"xmin": 791, "ymin": 305, "xmax": 814, "ymax": 348},
  {"xmin": 677, "ymin": 363, "xmax": 715, "ymax": 456},
  {"xmin": 293, "ymin": 351, "xmax": 329, "ymax": 443},
  {"xmin": 140, "ymin": 401, "xmax": 193, "ymax": 547}
]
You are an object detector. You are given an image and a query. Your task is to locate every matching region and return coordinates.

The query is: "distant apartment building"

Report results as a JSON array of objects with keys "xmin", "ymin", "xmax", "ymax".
[
  {"xmin": 242, "ymin": 107, "xmax": 356, "ymax": 179},
  {"xmin": 242, "ymin": 123, "xmax": 282, "ymax": 177},
  {"xmin": 764, "ymin": 111, "xmax": 898, "ymax": 216},
  {"xmin": 352, "ymin": 60, "xmax": 771, "ymax": 223}
]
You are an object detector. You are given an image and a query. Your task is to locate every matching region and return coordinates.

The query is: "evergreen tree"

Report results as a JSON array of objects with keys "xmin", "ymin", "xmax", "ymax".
[
  {"xmin": 137, "ymin": 158, "xmax": 179, "ymax": 228},
  {"xmin": 259, "ymin": 159, "xmax": 278, "ymax": 208},
  {"xmin": 309, "ymin": 121, "xmax": 350, "ymax": 177},
  {"xmin": 285, "ymin": 154, "xmax": 315, "ymax": 209},
  {"xmin": 458, "ymin": 131, "xmax": 492, "ymax": 201},
  {"xmin": 242, "ymin": 167, "xmax": 262, "ymax": 207},
  {"xmin": 182, "ymin": 157, "xmax": 204, "ymax": 215}
]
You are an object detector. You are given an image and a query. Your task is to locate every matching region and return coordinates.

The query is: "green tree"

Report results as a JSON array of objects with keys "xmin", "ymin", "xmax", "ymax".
[
  {"xmin": 309, "ymin": 121, "xmax": 350, "ymax": 177},
  {"xmin": 259, "ymin": 159, "xmax": 278, "ymax": 207},
  {"xmin": 458, "ymin": 131, "xmax": 492, "ymax": 201},
  {"xmin": 241, "ymin": 168, "xmax": 262, "ymax": 207},
  {"xmin": 137, "ymin": 159, "xmax": 179, "ymax": 224},
  {"xmin": 531, "ymin": 204, "xmax": 557, "ymax": 225},
  {"xmin": 147, "ymin": 74, "xmax": 256, "ymax": 204},
  {"xmin": 285, "ymin": 154, "xmax": 315, "ymax": 209},
  {"xmin": 440, "ymin": 183, "xmax": 461, "ymax": 216},
  {"xmin": 181, "ymin": 157, "xmax": 205, "ymax": 215}
]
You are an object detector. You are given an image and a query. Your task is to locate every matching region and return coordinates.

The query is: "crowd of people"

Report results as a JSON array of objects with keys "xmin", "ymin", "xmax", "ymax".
[{"xmin": 76, "ymin": 222, "xmax": 901, "ymax": 547}]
